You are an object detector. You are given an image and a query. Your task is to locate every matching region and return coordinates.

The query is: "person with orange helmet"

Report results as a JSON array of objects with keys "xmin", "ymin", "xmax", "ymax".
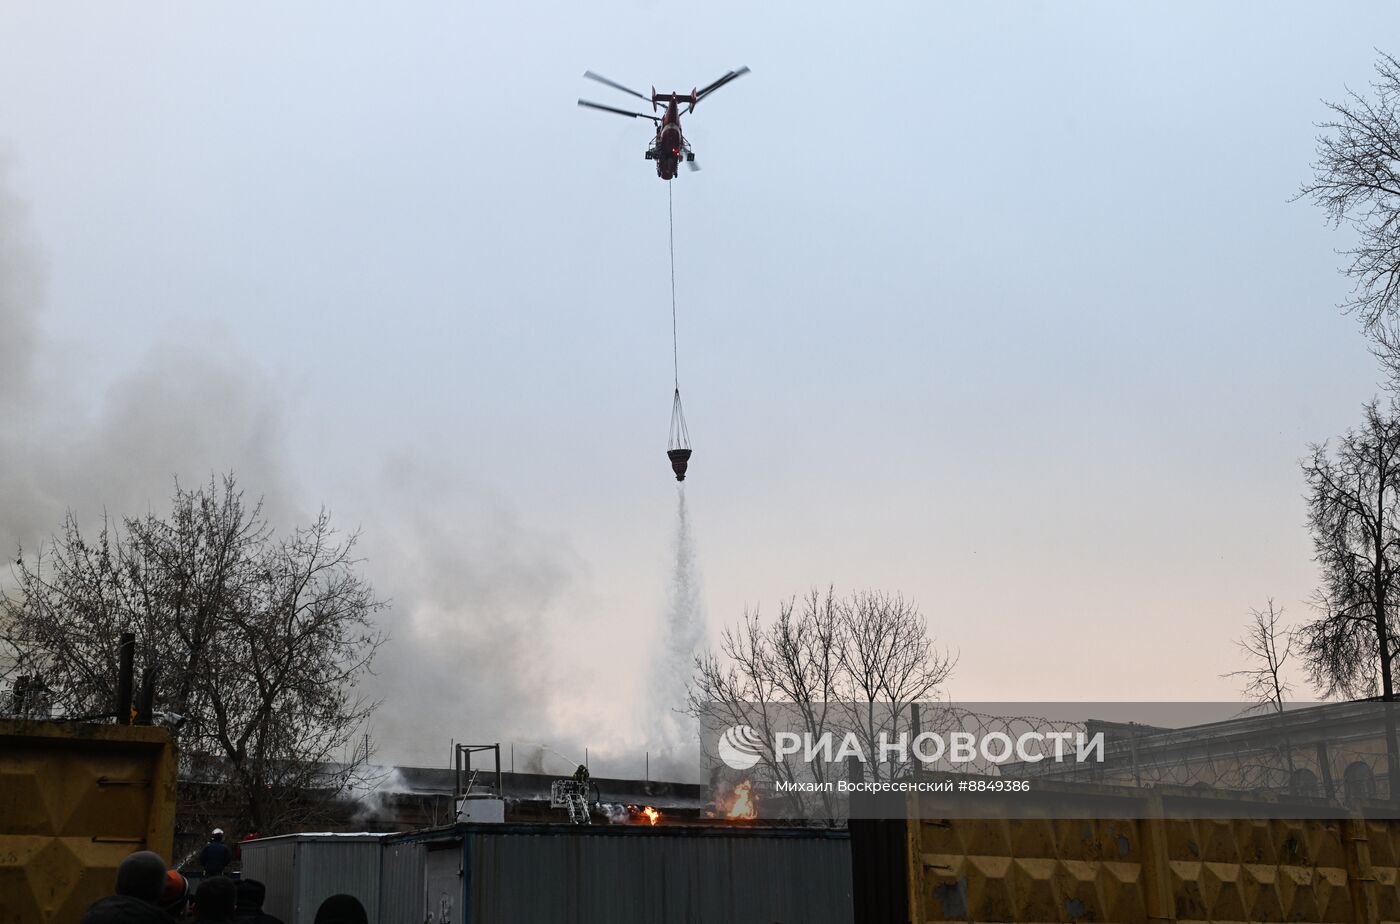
[
  {"xmin": 160, "ymin": 869, "xmax": 191, "ymax": 916},
  {"xmin": 80, "ymin": 850, "xmax": 171, "ymax": 923}
]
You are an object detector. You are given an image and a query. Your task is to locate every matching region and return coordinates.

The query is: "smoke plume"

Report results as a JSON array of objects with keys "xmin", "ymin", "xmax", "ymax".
[
  {"xmin": 0, "ymin": 157, "xmax": 297, "ymax": 560},
  {"xmin": 348, "ymin": 766, "xmax": 410, "ymax": 828},
  {"xmin": 355, "ymin": 456, "xmax": 588, "ymax": 766}
]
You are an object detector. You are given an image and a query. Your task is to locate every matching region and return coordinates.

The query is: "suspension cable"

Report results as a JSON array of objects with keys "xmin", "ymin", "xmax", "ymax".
[{"xmin": 668, "ymin": 181, "xmax": 679, "ymax": 390}]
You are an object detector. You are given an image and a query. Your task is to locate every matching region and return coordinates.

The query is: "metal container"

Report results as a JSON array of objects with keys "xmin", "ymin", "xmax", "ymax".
[
  {"xmin": 454, "ymin": 796, "xmax": 504, "ymax": 824},
  {"xmin": 384, "ymin": 823, "xmax": 853, "ymax": 924},
  {"xmin": 240, "ymin": 833, "xmax": 384, "ymax": 924},
  {"xmin": 667, "ymin": 448, "xmax": 692, "ymax": 482},
  {"xmin": 0, "ymin": 719, "xmax": 177, "ymax": 923},
  {"xmin": 380, "ymin": 838, "xmax": 426, "ymax": 924}
]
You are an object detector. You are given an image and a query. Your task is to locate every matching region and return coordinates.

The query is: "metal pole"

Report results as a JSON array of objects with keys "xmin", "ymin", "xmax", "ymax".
[
  {"xmin": 1130, "ymin": 726, "xmax": 1142, "ymax": 788},
  {"xmin": 910, "ymin": 703, "xmax": 923, "ymax": 781},
  {"xmin": 1316, "ymin": 740, "xmax": 1336, "ymax": 801}
]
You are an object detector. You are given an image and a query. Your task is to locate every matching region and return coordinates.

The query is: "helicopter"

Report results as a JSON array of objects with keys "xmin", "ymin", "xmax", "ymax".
[{"xmin": 577, "ymin": 68, "xmax": 750, "ymax": 180}]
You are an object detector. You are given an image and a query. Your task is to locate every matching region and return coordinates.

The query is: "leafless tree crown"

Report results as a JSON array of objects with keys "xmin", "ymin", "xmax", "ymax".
[
  {"xmin": 690, "ymin": 587, "xmax": 955, "ymax": 820},
  {"xmin": 1223, "ymin": 599, "xmax": 1294, "ymax": 713},
  {"xmin": 1300, "ymin": 401, "xmax": 1400, "ymax": 699},
  {"xmin": 0, "ymin": 474, "xmax": 385, "ymax": 833},
  {"xmin": 1300, "ymin": 52, "xmax": 1400, "ymax": 345}
]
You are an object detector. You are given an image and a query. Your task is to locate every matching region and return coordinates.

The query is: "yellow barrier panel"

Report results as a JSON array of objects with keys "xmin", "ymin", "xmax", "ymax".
[
  {"xmin": 0, "ymin": 719, "xmax": 177, "ymax": 923},
  {"xmin": 902, "ymin": 786, "xmax": 1400, "ymax": 924}
]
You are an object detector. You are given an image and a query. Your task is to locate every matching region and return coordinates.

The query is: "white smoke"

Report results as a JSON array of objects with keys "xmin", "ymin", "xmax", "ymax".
[
  {"xmin": 357, "ymin": 457, "xmax": 587, "ymax": 767},
  {"xmin": 0, "ymin": 156, "xmax": 297, "ymax": 562},
  {"xmin": 347, "ymin": 765, "xmax": 409, "ymax": 827},
  {"xmin": 0, "ymin": 160, "xmax": 575, "ymax": 763}
]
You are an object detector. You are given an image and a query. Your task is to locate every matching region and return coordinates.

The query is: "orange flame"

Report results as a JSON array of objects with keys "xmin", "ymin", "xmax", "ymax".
[
  {"xmin": 725, "ymin": 780, "xmax": 757, "ymax": 820},
  {"xmin": 641, "ymin": 806, "xmax": 661, "ymax": 825}
]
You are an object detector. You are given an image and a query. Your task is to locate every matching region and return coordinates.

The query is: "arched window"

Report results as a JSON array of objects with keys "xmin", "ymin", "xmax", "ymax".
[
  {"xmin": 1290, "ymin": 768, "xmax": 1319, "ymax": 798},
  {"xmin": 1343, "ymin": 761, "xmax": 1376, "ymax": 803}
]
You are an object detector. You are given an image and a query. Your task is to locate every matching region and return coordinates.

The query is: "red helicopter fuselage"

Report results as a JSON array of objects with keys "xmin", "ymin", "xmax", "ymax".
[{"xmin": 648, "ymin": 94, "xmax": 690, "ymax": 181}]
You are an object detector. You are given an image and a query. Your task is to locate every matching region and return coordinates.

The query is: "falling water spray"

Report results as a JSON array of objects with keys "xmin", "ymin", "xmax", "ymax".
[{"xmin": 647, "ymin": 486, "xmax": 705, "ymax": 770}]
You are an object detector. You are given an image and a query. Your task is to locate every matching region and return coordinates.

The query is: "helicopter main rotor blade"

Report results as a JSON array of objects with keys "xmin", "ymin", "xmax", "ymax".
[
  {"xmin": 695, "ymin": 66, "xmax": 750, "ymax": 102},
  {"xmin": 583, "ymin": 71, "xmax": 650, "ymax": 102},
  {"xmin": 578, "ymin": 99, "xmax": 661, "ymax": 122}
]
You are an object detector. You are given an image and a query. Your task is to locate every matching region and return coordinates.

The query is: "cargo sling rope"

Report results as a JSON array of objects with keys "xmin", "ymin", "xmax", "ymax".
[
  {"xmin": 670, "ymin": 180, "xmax": 680, "ymax": 392},
  {"xmin": 667, "ymin": 181, "xmax": 692, "ymax": 482}
]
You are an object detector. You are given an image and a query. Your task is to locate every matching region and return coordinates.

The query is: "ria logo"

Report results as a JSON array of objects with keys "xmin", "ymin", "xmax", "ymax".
[{"xmin": 717, "ymin": 725, "xmax": 764, "ymax": 770}]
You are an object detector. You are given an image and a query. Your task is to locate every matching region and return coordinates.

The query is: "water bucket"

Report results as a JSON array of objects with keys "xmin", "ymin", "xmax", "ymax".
[{"xmin": 667, "ymin": 448, "xmax": 692, "ymax": 482}]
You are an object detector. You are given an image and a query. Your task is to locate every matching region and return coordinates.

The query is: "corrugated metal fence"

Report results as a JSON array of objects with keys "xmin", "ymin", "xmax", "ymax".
[
  {"xmin": 247, "ymin": 824, "xmax": 851, "ymax": 924},
  {"xmin": 242, "ymin": 834, "xmax": 381, "ymax": 923},
  {"xmin": 388, "ymin": 824, "xmax": 853, "ymax": 924}
]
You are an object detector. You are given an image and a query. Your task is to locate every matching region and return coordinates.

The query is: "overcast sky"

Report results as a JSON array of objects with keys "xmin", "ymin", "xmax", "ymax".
[{"xmin": 1, "ymin": 1, "xmax": 1395, "ymax": 770}]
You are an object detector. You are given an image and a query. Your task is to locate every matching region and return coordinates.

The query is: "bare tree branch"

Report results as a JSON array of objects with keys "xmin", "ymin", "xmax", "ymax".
[
  {"xmin": 1299, "ymin": 51, "xmax": 1400, "ymax": 341},
  {"xmin": 1301, "ymin": 400, "xmax": 1400, "ymax": 789},
  {"xmin": 689, "ymin": 586, "xmax": 954, "ymax": 821},
  {"xmin": 1224, "ymin": 599, "xmax": 1294, "ymax": 713},
  {"xmin": 0, "ymin": 474, "xmax": 385, "ymax": 833}
]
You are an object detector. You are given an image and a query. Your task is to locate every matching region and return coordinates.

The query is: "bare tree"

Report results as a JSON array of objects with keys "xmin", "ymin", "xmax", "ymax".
[
  {"xmin": 1300, "ymin": 401, "xmax": 1400, "ymax": 792},
  {"xmin": 691, "ymin": 589, "xmax": 847, "ymax": 820},
  {"xmin": 690, "ymin": 587, "xmax": 954, "ymax": 820},
  {"xmin": 1, "ymin": 474, "xmax": 385, "ymax": 832},
  {"xmin": 836, "ymin": 590, "xmax": 956, "ymax": 783},
  {"xmin": 1299, "ymin": 51, "xmax": 1400, "ymax": 371},
  {"xmin": 1224, "ymin": 600, "xmax": 1294, "ymax": 714}
]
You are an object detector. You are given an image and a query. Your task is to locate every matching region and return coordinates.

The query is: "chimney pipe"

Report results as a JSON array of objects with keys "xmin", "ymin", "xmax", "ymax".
[{"xmin": 115, "ymin": 632, "xmax": 135, "ymax": 724}]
